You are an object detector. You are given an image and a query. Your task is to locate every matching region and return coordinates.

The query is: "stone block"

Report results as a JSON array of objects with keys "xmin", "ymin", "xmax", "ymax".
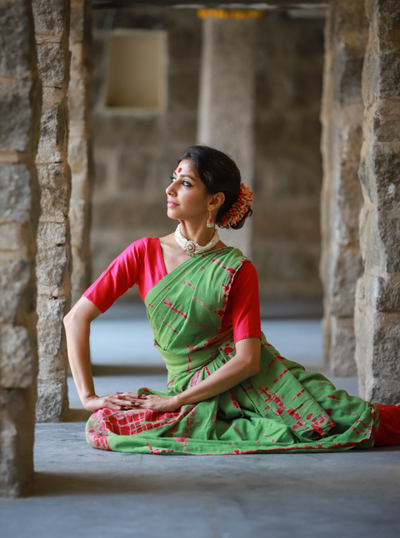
[
  {"xmin": 336, "ymin": 164, "xmax": 363, "ymax": 243},
  {"xmin": 70, "ymin": 3, "xmax": 85, "ymax": 45},
  {"xmin": 0, "ymin": 0, "xmax": 35, "ymax": 79},
  {"xmin": 357, "ymin": 273, "xmax": 400, "ymax": 313},
  {"xmin": 168, "ymin": 25, "xmax": 201, "ymax": 63},
  {"xmin": 68, "ymin": 78, "xmax": 87, "ymax": 125},
  {"xmin": 355, "ymin": 276, "xmax": 400, "ymax": 403},
  {"xmin": 36, "ymin": 243, "xmax": 69, "ymax": 287},
  {"xmin": 92, "ymin": 199, "xmax": 170, "ymax": 230},
  {"xmin": 0, "ymin": 164, "xmax": 36, "ymax": 222},
  {"xmin": 36, "ymin": 378, "xmax": 68, "ymax": 423},
  {"xmin": 0, "ymin": 387, "xmax": 35, "ymax": 497},
  {"xmin": 0, "ymin": 325, "xmax": 35, "ymax": 388},
  {"xmin": 0, "ymin": 222, "xmax": 29, "ymax": 252},
  {"xmin": 68, "ymin": 137, "xmax": 88, "ymax": 174},
  {"xmin": 37, "ymin": 221, "xmax": 68, "ymax": 245},
  {"xmin": 32, "ymin": 0, "xmax": 68, "ymax": 38},
  {"xmin": 36, "ymin": 296, "xmax": 66, "ymax": 356},
  {"xmin": 92, "ymin": 115, "xmax": 159, "ymax": 149},
  {"xmin": 0, "ymin": 79, "xmax": 34, "ymax": 152},
  {"xmin": 0, "ymin": 258, "xmax": 31, "ymax": 325},
  {"xmin": 338, "ymin": 55, "xmax": 364, "ymax": 104},
  {"xmin": 363, "ymin": 0, "xmax": 400, "ymax": 105},
  {"xmin": 36, "ymin": 98, "xmax": 69, "ymax": 163},
  {"xmin": 329, "ymin": 247, "xmax": 363, "ymax": 317},
  {"xmin": 118, "ymin": 150, "xmax": 156, "ymax": 190},
  {"xmin": 36, "ymin": 42, "xmax": 68, "ymax": 88},
  {"xmin": 37, "ymin": 163, "xmax": 71, "ymax": 219},
  {"xmin": 329, "ymin": 316, "xmax": 358, "ymax": 376},
  {"xmin": 169, "ymin": 70, "xmax": 199, "ymax": 112},
  {"xmin": 372, "ymin": 98, "xmax": 400, "ymax": 143}
]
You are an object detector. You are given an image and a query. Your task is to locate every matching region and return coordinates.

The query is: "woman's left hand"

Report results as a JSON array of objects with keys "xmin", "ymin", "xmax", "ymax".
[{"xmin": 117, "ymin": 392, "xmax": 181, "ymax": 413}]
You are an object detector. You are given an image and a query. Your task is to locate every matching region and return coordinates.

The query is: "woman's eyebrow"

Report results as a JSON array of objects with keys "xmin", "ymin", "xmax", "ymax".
[{"xmin": 174, "ymin": 172, "xmax": 196, "ymax": 181}]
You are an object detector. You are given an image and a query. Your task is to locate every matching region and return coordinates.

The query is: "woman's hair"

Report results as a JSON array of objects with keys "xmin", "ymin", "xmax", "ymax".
[{"xmin": 178, "ymin": 145, "xmax": 253, "ymax": 230}]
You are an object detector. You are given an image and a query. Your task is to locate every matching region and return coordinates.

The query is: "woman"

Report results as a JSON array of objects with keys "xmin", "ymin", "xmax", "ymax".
[{"xmin": 64, "ymin": 145, "xmax": 400, "ymax": 454}]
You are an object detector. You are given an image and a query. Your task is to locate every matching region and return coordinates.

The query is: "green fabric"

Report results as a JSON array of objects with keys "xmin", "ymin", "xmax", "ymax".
[{"xmin": 86, "ymin": 247, "xmax": 379, "ymax": 454}]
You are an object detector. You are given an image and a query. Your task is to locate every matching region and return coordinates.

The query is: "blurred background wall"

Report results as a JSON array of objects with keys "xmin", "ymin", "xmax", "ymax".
[{"xmin": 90, "ymin": 7, "xmax": 325, "ymax": 302}]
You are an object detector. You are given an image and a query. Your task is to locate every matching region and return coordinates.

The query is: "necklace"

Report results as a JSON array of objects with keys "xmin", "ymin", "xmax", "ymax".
[{"xmin": 174, "ymin": 224, "xmax": 220, "ymax": 257}]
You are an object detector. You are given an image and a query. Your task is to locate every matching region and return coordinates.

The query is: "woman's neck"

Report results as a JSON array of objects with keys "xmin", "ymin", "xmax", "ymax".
[{"xmin": 179, "ymin": 220, "xmax": 216, "ymax": 246}]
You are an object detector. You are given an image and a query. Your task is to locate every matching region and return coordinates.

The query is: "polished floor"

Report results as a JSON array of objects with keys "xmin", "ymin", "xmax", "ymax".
[{"xmin": 1, "ymin": 302, "xmax": 399, "ymax": 538}]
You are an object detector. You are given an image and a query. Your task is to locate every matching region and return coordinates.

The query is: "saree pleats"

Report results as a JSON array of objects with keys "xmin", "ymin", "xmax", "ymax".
[{"xmin": 86, "ymin": 247, "xmax": 379, "ymax": 454}]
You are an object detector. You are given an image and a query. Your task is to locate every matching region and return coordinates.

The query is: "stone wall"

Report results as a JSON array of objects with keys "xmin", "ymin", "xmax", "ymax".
[
  {"xmin": 90, "ymin": 8, "xmax": 325, "ymax": 302},
  {"xmin": 319, "ymin": 0, "xmax": 368, "ymax": 375},
  {"xmin": 0, "ymin": 0, "xmax": 41, "ymax": 497},
  {"xmin": 69, "ymin": 0, "xmax": 94, "ymax": 307},
  {"xmin": 253, "ymin": 12, "xmax": 325, "ymax": 300},
  {"xmin": 33, "ymin": 0, "xmax": 72, "ymax": 422},
  {"xmin": 355, "ymin": 0, "xmax": 400, "ymax": 403}
]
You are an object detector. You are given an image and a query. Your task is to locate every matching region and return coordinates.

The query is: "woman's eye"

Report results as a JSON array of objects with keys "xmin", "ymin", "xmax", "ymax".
[{"xmin": 182, "ymin": 180, "xmax": 192, "ymax": 187}]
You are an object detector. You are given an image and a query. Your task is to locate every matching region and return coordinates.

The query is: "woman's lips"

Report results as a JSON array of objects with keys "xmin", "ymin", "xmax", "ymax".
[{"xmin": 167, "ymin": 200, "xmax": 178, "ymax": 207}]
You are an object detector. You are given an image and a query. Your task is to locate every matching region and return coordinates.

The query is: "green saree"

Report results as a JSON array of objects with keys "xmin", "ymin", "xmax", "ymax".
[{"xmin": 86, "ymin": 247, "xmax": 379, "ymax": 454}]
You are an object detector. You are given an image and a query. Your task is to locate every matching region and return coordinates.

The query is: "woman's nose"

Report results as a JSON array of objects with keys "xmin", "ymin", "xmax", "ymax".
[{"xmin": 166, "ymin": 181, "xmax": 176, "ymax": 196}]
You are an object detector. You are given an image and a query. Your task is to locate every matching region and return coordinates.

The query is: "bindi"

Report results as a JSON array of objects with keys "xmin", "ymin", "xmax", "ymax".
[{"xmin": 178, "ymin": 167, "xmax": 182, "ymax": 173}]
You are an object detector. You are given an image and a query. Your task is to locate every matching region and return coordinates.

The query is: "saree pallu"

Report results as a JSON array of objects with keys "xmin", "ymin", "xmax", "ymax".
[{"xmin": 86, "ymin": 247, "xmax": 380, "ymax": 454}]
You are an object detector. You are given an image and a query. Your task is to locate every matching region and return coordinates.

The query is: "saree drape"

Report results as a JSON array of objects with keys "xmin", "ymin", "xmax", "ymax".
[{"xmin": 86, "ymin": 247, "xmax": 379, "ymax": 454}]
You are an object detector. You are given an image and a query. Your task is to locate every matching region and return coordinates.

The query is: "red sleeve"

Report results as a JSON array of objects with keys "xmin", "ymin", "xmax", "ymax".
[
  {"xmin": 231, "ymin": 262, "xmax": 262, "ymax": 343},
  {"xmin": 82, "ymin": 238, "xmax": 147, "ymax": 313}
]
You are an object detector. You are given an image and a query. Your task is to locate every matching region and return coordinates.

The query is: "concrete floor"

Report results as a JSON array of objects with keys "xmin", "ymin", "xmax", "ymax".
[{"xmin": 1, "ymin": 303, "xmax": 399, "ymax": 537}]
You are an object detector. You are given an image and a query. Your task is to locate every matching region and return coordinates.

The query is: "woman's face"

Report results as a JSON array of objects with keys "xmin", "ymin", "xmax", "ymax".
[{"xmin": 166, "ymin": 159, "xmax": 211, "ymax": 222}]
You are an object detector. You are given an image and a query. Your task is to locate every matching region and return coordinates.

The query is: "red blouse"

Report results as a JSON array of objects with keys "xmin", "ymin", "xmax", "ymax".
[{"xmin": 83, "ymin": 237, "xmax": 261, "ymax": 343}]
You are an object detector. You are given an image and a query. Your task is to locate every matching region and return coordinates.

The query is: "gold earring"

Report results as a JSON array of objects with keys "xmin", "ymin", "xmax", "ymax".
[{"xmin": 206, "ymin": 210, "xmax": 215, "ymax": 228}]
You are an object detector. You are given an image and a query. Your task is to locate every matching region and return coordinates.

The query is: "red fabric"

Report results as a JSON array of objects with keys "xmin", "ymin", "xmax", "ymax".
[
  {"xmin": 375, "ymin": 404, "xmax": 400, "ymax": 446},
  {"xmin": 83, "ymin": 237, "xmax": 261, "ymax": 343}
]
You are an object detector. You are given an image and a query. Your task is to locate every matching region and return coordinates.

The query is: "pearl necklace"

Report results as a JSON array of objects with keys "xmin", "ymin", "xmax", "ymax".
[{"xmin": 174, "ymin": 224, "xmax": 220, "ymax": 257}]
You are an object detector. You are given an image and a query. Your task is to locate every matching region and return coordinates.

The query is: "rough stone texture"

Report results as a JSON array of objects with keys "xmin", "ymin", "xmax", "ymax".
[
  {"xmin": 33, "ymin": 0, "xmax": 72, "ymax": 422},
  {"xmin": 0, "ymin": 0, "xmax": 41, "ymax": 497},
  {"xmin": 253, "ymin": 13, "xmax": 325, "ymax": 300},
  {"xmin": 355, "ymin": 0, "xmax": 400, "ymax": 403},
  {"xmin": 90, "ymin": 9, "xmax": 325, "ymax": 301},
  {"xmin": 0, "ymin": 387, "xmax": 36, "ymax": 498},
  {"xmin": 68, "ymin": 0, "xmax": 94, "ymax": 306},
  {"xmin": 197, "ymin": 14, "xmax": 255, "ymax": 257},
  {"xmin": 319, "ymin": 0, "xmax": 368, "ymax": 375}
]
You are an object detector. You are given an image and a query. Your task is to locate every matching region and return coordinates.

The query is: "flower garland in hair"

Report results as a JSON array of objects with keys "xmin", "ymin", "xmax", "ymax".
[{"xmin": 219, "ymin": 183, "xmax": 253, "ymax": 228}]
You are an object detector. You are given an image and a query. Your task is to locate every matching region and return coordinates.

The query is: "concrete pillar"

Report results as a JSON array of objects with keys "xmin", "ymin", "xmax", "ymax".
[
  {"xmin": 68, "ymin": 0, "xmax": 93, "ymax": 306},
  {"xmin": 197, "ymin": 10, "xmax": 259, "ymax": 257},
  {"xmin": 0, "ymin": 0, "xmax": 42, "ymax": 496},
  {"xmin": 320, "ymin": 0, "xmax": 368, "ymax": 375},
  {"xmin": 33, "ymin": 0, "xmax": 72, "ymax": 421},
  {"xmin": 355, "ymin": 0, "xmax": 400, "ymax": 403}
]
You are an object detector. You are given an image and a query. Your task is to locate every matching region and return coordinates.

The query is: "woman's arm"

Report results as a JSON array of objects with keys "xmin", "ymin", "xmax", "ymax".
[
  {"xmin": 129, "ymin": 337, "xmax": 261, "ymax": 412},
  {"xmin": 177, "ymin": 337, "xmax": 261, "ymax": 405},
  {"xmin": 64, "ymin": 297, "xmax": 137, "ymax": 411}
]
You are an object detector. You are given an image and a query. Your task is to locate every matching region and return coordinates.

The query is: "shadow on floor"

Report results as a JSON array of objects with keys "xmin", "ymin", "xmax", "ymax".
[{"xmin": 91, "ymin": 364, "xmax": 168, "ymax": 376}]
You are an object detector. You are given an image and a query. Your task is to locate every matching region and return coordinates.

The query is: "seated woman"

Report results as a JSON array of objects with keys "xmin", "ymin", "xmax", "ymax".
[{"xmin": 64, "ymin": 145, "xmax": 400, "ymax": 454}]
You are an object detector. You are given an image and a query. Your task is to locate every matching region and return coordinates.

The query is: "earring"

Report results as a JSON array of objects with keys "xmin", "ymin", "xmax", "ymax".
[{"xmin": 206, "ymin": 210, "xmax": 215, "ymax": 228}]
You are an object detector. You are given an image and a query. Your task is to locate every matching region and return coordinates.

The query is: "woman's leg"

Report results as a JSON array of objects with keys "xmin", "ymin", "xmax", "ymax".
[{"xmin": 375, "ymin": 404, "xmax": 400, "ymax": 446}]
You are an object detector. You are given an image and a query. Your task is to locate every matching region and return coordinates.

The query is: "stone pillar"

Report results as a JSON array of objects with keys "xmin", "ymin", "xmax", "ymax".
[
  {"xmin": 355, "ymin": 0, "xmax": 400, "ymax": 403},
  {"xmin": 33, "ymin": 0, "xmax": 72, "ymax": 421},
  {"xmin": 320, "ymin": 0, "xmax": 368, "ymax": 375},
  {"xmin": 0, "ymin": 0, "xmax": 41, "ymax": 496},
  {"xmin": 197, "ymin": 10, "xmax": 260, "ymax": 257},
  {"xmin": 68, "ymin": 0, "xmax": 93, "ymax": 306}
]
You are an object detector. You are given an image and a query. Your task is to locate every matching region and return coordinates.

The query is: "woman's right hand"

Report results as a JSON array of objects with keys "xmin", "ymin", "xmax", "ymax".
[{"xmin": 83, "ymin": 392, "xmax": 137, "ymax": 412}]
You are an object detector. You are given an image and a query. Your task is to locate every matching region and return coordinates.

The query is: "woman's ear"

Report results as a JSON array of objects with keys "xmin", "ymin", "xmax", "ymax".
[{"xmin": 208, "ymin": 192, "xmax": 225, "ymax": 212}]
